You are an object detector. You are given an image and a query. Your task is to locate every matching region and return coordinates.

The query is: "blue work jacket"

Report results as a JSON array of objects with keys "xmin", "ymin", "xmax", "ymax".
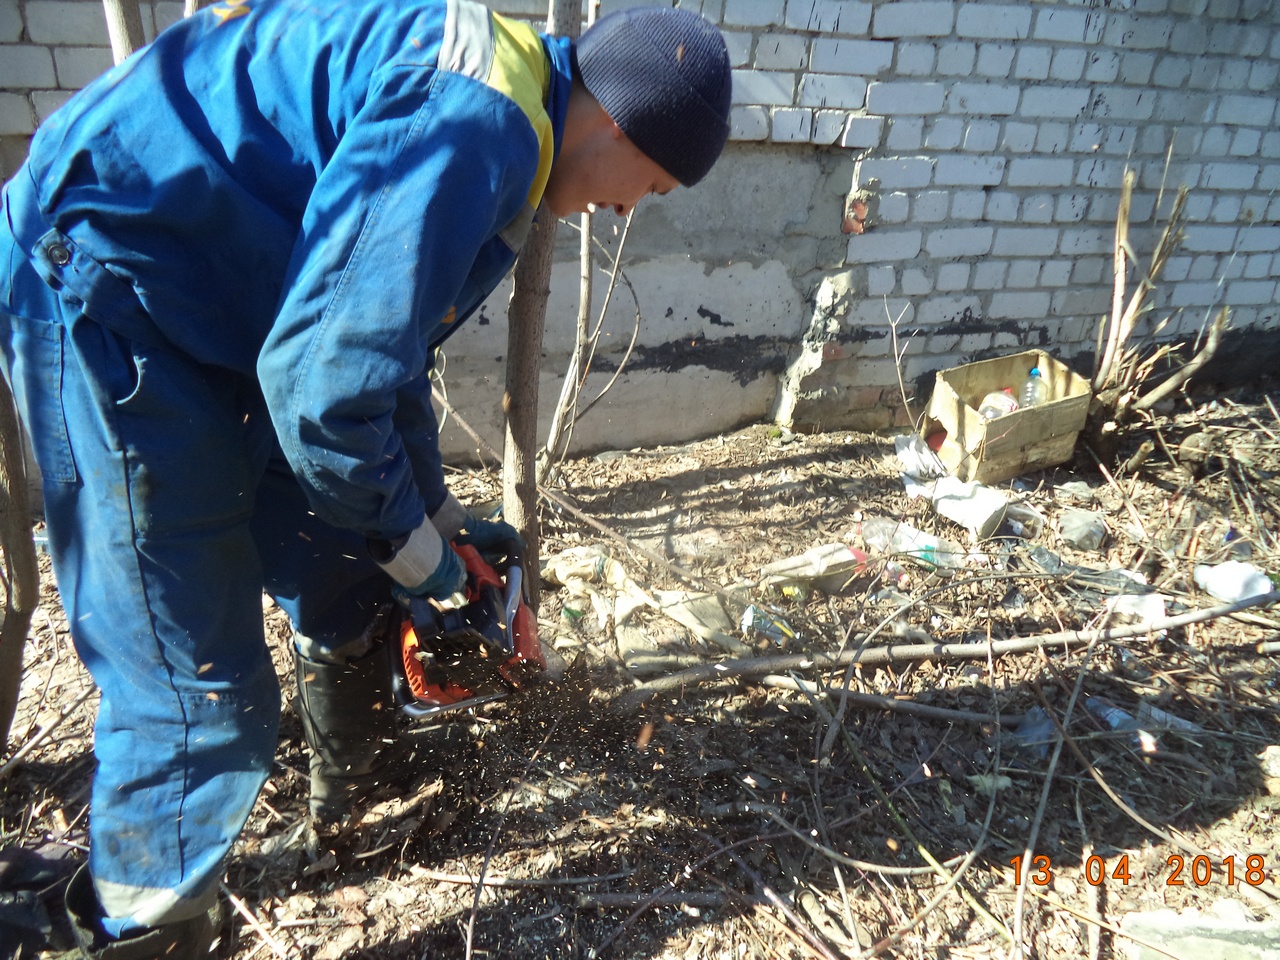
[{"xmin": 6, "ymin": 0, "xmax": 571, "ymax": 542}]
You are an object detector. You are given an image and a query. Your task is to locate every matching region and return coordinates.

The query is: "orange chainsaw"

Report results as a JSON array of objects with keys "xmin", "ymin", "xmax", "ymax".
[{"xmin": 391, "ymin": 538, "xmax": 545, "ymax": 718}]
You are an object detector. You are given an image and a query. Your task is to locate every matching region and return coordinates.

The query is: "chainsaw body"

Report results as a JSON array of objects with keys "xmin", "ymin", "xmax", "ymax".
[{"xmin": 391, "ymin": 539, "xmax": 544, "ymax": 718}]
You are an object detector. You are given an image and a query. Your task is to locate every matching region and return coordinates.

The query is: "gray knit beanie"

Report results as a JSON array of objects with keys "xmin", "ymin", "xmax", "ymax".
[{"xmin": 573, "ymin": 6, "xmax": 732, "ymax": 187}]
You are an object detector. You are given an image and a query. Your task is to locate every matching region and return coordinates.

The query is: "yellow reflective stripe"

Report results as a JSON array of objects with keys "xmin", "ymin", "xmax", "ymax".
[
  {"xmin": 488, "ymin": 13, "xmax": 554, "ymax": 210},
  {"xmin": 211, "ymin": 0, "xmax": 249, "ymax": 25}
]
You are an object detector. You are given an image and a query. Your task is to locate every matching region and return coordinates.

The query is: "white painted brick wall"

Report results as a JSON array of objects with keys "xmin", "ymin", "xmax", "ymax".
[{"xmin": 0, "ymin": 0, "xmax": 1276, "ymax": 391}]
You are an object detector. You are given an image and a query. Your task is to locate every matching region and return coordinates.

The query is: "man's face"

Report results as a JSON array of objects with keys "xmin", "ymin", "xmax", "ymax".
[{"xmin": 543, "ymin": 120, "xmax": 680, "ymax": 219}]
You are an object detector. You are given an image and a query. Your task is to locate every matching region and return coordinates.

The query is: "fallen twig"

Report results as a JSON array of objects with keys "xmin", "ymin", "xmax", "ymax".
[
  {"xmin": 221, "ymin": 883, "xmax": 292, "ymax": 960},
  {"xmin": 761, "ymin": 674, "xmax": 1021, "ymax": 726},
  {"xmin": 617, "ymin": 591, "xmax": 1280, "ymax": 709}
]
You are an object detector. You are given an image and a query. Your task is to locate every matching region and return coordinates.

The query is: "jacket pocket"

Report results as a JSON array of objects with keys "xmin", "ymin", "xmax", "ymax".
[{"xmin": 3, "ymin": 313, "xmax": 77, "ymax": 484}]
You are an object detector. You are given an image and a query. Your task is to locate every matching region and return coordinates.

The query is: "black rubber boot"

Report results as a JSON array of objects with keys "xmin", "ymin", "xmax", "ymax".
[
  {"xmin": 61, "ymin": 866, "xmax": 214, "ymax": 959},
  {"xmin": 294, "ymin": 636, "xmax": 402, "ymax": 822}
]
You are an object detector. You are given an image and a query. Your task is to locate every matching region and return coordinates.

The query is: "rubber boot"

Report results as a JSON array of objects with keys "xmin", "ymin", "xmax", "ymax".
[
  {"xmin": 61, "ymin": 866, "xmax": 214, "ymax": 959},
  {"xmin": 294, "ymin": 636, "xmax": 402, "ymax": 822}
]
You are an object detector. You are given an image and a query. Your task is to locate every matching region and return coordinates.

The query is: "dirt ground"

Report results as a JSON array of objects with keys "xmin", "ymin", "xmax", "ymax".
[{"xmin": 4, "ymin": 386, "xmax": 1279, "ymax": 959}]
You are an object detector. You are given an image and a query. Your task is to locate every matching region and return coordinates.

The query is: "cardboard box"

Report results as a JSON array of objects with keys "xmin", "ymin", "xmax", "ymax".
[{"xmin": 920, "ymin": 350, "xmax": 1091, "ymax": 484}]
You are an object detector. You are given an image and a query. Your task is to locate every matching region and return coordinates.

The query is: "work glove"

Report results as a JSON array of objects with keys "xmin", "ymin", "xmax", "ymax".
[
  {"xmin": 369, "ymin": 520, "xmax": 466, "ymax": 605},
  {"xmin": 454, "ymin": 511, "xmax": 524, "ymax": 554}
]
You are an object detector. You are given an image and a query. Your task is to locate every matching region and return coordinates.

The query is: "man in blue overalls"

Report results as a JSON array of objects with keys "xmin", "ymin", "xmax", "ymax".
[{"xmin": 0, "ymin": 0, "xmax": 730, "ymax": 954}]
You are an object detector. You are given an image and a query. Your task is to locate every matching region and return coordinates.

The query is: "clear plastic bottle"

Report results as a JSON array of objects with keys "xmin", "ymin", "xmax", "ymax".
[
  {"xmin": 977, "ymin": 388, "xmax": 1018, "ymax": 419},
  {"xmin": 859, "ymin": 517, "xmax": 965, "ymax": 574},
  {"xmin": 1019, "ymin": 367, "xmax": 1050, "ymax": 408}
]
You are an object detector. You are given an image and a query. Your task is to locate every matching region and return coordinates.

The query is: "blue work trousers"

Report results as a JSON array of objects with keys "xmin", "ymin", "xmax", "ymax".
[{"xmin": 0, "ymin": 229, "xmax": 391, "ymax": 935}]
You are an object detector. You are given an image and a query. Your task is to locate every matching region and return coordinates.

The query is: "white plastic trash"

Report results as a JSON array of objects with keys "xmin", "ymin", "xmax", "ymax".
[{"xmin": 1192, "ymin": 560, "xmax": 1274, "ymax": 603}]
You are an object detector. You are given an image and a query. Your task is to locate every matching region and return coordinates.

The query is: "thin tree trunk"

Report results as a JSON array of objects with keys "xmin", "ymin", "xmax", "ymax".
[
  {"xmin": 0, "ymin": 379, "xmax": 38, "ymax": 755},
  {"xmin": 102, "ymin": 0, "xmax": 146, "ymax": 64},
  {"xmin": 502, "ymin": 0, "xmax": 581, "ymax": 611}
]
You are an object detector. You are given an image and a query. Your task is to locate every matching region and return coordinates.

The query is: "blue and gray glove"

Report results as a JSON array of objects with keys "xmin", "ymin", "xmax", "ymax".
[
  {"xmin": 428, "ymin": 492, "xmax": 524, "ymax": 554},
  {"xmin": 455, "ymin": 512, "xmax": 524, "ymax": 553},
  {"xmin": 369, "ymin": 520, "xmax": 466, "ymax": 605}
]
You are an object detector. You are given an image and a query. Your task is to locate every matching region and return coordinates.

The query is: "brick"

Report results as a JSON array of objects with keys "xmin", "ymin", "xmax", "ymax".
[
  {"xmin": 1250, "ymin": 61, "xmax": 1280, "ymax": 93},
  {"xmin": 849, "ymin": 298, "xmax": 914, "ymax": 325},
  {"xmin": 0, "ymin": 91, "xmax": 33, "ymax": 135},
  {"xmin": 901, "ymin": 268, "xmax": 932, "ymax": 295},
  {"xmin": 925, "ymin": 227, "xmax": 994, "ymax": 258},
  {"xmin": 1200, "ymin": 126, "xmax": 1232, "ymax": 157},
  {"xmin": 895, "ymin": 42, "xmax": 936, "ymax": 76},
  {"xmin": 1263, "ymin": 132, "xmax": 1280, "ymax": 159},
  {"xmin": 1076, "ymin": 157, "xmax": 1126, "ymax": 188},
  {"xmin": 812, "ymin": 109, "xmax": 848, "ymax": 144},
  {"xmin": 934, "ymin": 155, "xmax": 1005, "ymax": 186},
  {"xmin": 856, "ymin": 156, "xmax": 933, "ymax": 189},
  {"xmin": 1014, "ymin": 46, "xmax": 1051, "ymax": 81},
  {"xmin": 1033, "ymin": 8, "xmax": 1102, "ymax": 44},
  {"xmin": 731, "ymin": 70, "xmax": 795, "ymax": 106},
  {"xmin": 1118, "ymin": 51, "xmax": 1156, "ymax": 84},
  {"xmin": 0, "ymin": 46, "xmax": 57, "ymax": 89},
  {"xmin": 989, "ymin": 291, "xmax": 1052, "ymax": 319},
  {"xmin": 1050, "ymin": 288, "xmax": 1110, "ymax": 316},
  {"xmin": 772, "ymin": 108, "xmax": 813, "ymax": 142},
  {"xmin": 867, "ymin": 81, "xmax": 945, "ymax": 115},
  {"xmin": 866, "ymin": 264, "xmax": 896, "ymax": 295},
  {"xmin": 1022, "ymin": 195, "xmax": 1054, "ymax": 223},
  {"xmin": 1035, "ymin": 122, "xmax": 1069, "ymax": 153},
  {"xmin": 1201, "ymin": 162, "xmax": 1259, "ymax": 190},
  {"xmin": 947, "ymin": 82, "xmax": 1020, "ymax": 116},
  {"xmin": 887, "ymin": 116, "xmax": 923, "ymax": 149},
  {"xmin": 956, "ymin": 4, "xmax": 1030, "ymax": 40},
  {"xmin": 841, "ymin": 116, "xmax": 884, "ymax": 148},
  {"xmin": 985, "ymin": 192, "xmax": 1019, "ymax": 221},
  {"xmin": 877, "ymin": 192, "xmax": 911, "ymax": 223},
  {"xmin": 799, "ymin": 74, "xmax": 867, "ymax": 109},
  {"xmin": 1056, "ymin": 194, "xmax": 1088, "ymax": 222},
  {"xmin": 755, "ymin": 34, "xmax": 808, "ymax": 70},
  {"xmin": 925, "ymin": 117, "xmax": 963, "ymax": 150},
  {"xmin": 972, "ymin": 261, "xmax": 1007, "ymax": 289},
  {"xmin": 153, "ymin": 2, "xmax": 185, "ymax": 37},
  {"xmin": 1021, "ymin": 86, "xmax": 1090, "ymax": 119},
  {"xmin": 722, "ymin": 31, "xmax": 754, "ymax": 68},
  {"xmin": 54, "ymin": 46, "xmax": 113, "ymax": 90},
  {"xmin": 914, "ymin": 191, "xmax": 949, "ymax": 221},
  {"xmin": 1210, "ymin": 195, "xmax": 1242, "ymax": 222},
  {"xmin": 957, "ymin": 332, "xmax": 994, "ymax": 352},
  {"xmin": 1001, "ymin": 122, "xmax": 1037, "ymax": 153},
  {"xmin": 0, "ymin": 0, "xmax": 21, "ymax": 44},
  {"xmin": 1163, "ymin": 256, "xmax": 1192, "ymax": 282},
  {"xmin": 1058, "ymin": 228, "xmax": 1112, "ymax": 254},
  {"xmin": 1084, "ymin": 50, "xmax": 1120, "ymax": 83},
  {"xmin": 1245, "ymin": 253, "xmax": 1272, "ymax": 278},
  {"xmin": 951, "ymin": 190, "xmax": 985, "ymax": 220},
  {"xmin": 936, "ymin": 263, "xmax": 970, "ymax": 291},
  {"xmin": 962, "ymin": 120, "xmax": 999, "ymax": 152},
  {"xmin": 730, "ymin": 105, "xmax": 770, "ymax": 141},
  {"xmin": 1041, "ymin": 260, "xmax": 1072, "ymax": 286},
  {"xmin": 811, "ymin": 38, "xmax": 893, "ymax": 75},
  {"xmin": 1104, "ymin": 13, "xmax": 1174, "ymax": 49},
  {"xmin": 993, "ymin": 227, "xmax": 1060, "ymax": 256},
  {"xmin": 1208, "ymin": 21, "xmax": 1264, "ymax": 56},
  {"xmin": 1217, "ymin": 95, "xmax": 1276, "ymax": 126},
  {"xmin": 1007, "ymin": 158, "xmax": 1075, "ymax": 188},
  {"xmin": 847, "ymin": 229, "xmax": 922, "ymax": 262},
  {"xmin": 1152, "ymin": 56, "xmax": 1192, "ymax": 88},
  {"xmin": 31, "ymin": 88, "xmax": 71, "ymax": 123},
  {"xmin": 1089, "ymin": 86, "xmax": 1156, "ymax": 121},
  {"xmin": 1006, "ymin": 260, "xmax": 1041, "ymax": 288},
  {"xmin": 1169, "ymin": 21, "xmax": 1208, "ymax": 54},
  {"xmin": 784, "ymin": 0, "xmax": 873, "ymax": 35},
  {"xmin": 975, "ymin": 43, "xmax": 1015, "ymax": 77},
  {"xmin": 919, "ymin": 295, "xmax": 982, "ymax": 325},
  {"xmin": 25, "ymin": 1, "xmax": 112, "ymax": 45},
  {"xmin": 1050, "ymin": 48, "xmax": 1087, "ymax": 82},
  {"xmin": 1238, "ymin": 226, "xmax": 1280, "ymax": 252},
  {"xmin": 937, "ymin": 41, "xmax": 976, "ymax": 76},
  {"xmin": 871, "ymin": 1, "xmax": 954, "ymax": 38},
  {"xmin": 1169, "ymin": 281, "xmax": 1226, "ymax": 307},
  {"xmin": 722, "ymin": 0, "xmax": 787, "ymax": 28}
]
